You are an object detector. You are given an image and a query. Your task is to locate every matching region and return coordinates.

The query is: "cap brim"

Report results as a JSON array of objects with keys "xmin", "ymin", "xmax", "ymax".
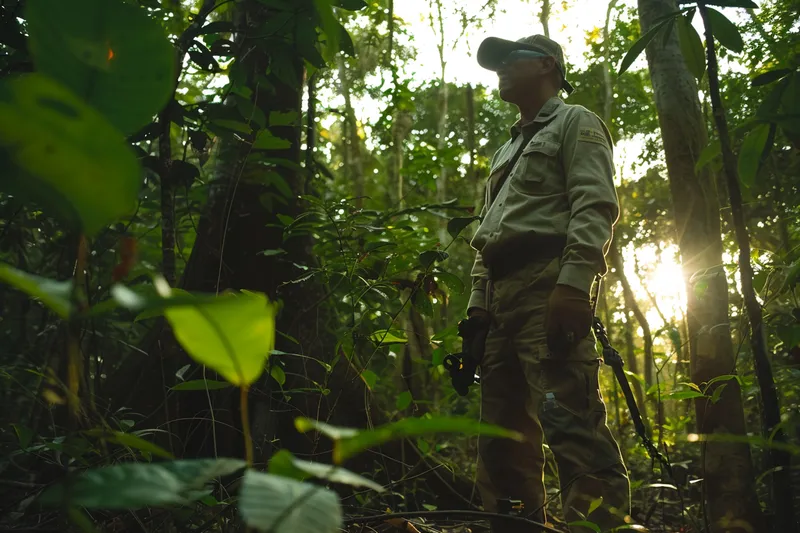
[
  {"xmin": 477, "ymin": 37, "xmax": 532, "ymax": 71},
  {"xmin": 478, "ymin": 36, "xmax": 575, "ymax": 95}
]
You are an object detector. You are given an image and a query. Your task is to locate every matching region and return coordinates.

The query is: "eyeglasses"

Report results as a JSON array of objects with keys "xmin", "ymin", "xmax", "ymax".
[{"xmin": 499, "ymin": 49, "xmax": 550, "ymax": 68}]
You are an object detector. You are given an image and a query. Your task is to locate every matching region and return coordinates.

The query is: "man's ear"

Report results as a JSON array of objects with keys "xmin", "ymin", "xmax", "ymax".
[{"xmin": 541, "ymin": 56, "xmax": 558, "ymax": 74}]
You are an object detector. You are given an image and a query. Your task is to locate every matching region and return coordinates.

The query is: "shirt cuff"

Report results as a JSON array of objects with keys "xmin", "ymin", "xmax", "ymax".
[{"xmin": 557, "ymin": 263, "xmax": 597, "ymax": 295}]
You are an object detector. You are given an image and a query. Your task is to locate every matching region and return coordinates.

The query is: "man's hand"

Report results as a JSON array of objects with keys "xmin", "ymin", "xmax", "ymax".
[{"xmin": 545, "ymin": 283, "xmax": 592, "ymax": 355}]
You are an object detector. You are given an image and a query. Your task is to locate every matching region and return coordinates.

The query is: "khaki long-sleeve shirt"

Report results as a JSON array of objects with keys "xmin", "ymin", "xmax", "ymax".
[{"xmin": 467, "ymin": 97, "xmax": 620, "ymax": 312}]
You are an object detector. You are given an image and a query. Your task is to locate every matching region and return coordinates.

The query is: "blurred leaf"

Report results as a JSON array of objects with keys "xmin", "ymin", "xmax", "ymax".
[
  {"xmin": 677, "ymin": 14, "xmax": 705, "ymax": 81},
  {"xmin": 706, "ymin": 8, "xmax": 743, "ymax": 53},
  {"xmin": 432, "ymin": 324, "xmax": 458, "ymax": 341},
  {"xmin": 171, "ymin": 379, "xmax": 233, "ymax": 391},
  {"xmin": 12, "ymin": 424, "xmax": 34, "ymax": 449},
  {"xmin": 26, "ymin": 0, "xmax": 175, "ymax": 134},
  {"xmin": 269, "ymin": 111, "xmax": 299, "ymax": 127},
  {"xmin": 270, "ymin": 365, "xmax": 286, "ymax": 386},
  {"xmin": 84, "ymin": 430, "xmax": 173, "ymax": 459},
  {"xmin": 213, "ymin": 119, "xmax": 252, "ymax": 134},
  {"xmin": 663, "ymin": 390, "xmax": 706, "ymax": 401},
  {"xmin": 369, "ymin": 329, "xmax": 408, "ymax": 345},
  {"xmin": 0, "ymin": 262, "xmax": 73, "ymax": 318},
  {"xmin": 239, "ymin": 470, "xmax": 342, "ymax": 533},
  {"xmin": 447, "ymin": 216, "xmax": 480, "ymax": 239},
  {"xmin": 700, "ymin": 0, "xmax": 757, "ymax": 6},
  {"xmin": 396, "ymin": 391, "xmax": 413, "ymax": 411},
  {"xmin": 296, "ymin": 416, "xmax": 523, "ymax": 464},
  {"xmin": 588, "ymin": 496, "xmax": 603, "ymax": 516},
  {"xmin": 419, "ymin": 251, "xmax": 449, "ymax": 269},
  {"xmin": 618, "ymin": 16, "xmax": 675, "ymax": 76},
  {"xmin": 360, "ymin": 369, "xmax": 378, "ymax": 389},
  {"xmin": 568, "ymin": 521, "xmax": 601, "ymax": 533},
  {"xmin": 313, "ymin": 0, "xmax": 339, "ymax": 53},
  {"xmin": 751, "ymin": 68, "xmax": 793, "ymax": 87},
  {"xmin": 333, "ymin": 0, "xmax": 367, "ymax": 9},
  {"xmin": 435, "ymin": 270, "xmax": 465, "ymax": 294},
  {"xmin": 738, "ymin": 123, "xmax": 770, "ymax": 187},
  {"xmin": 165, "ymin": 291, "xmax": 278, "ymax": 386},
  {"xmin": 39, "ymin": 459, "xmax": 245, "ymax": 509},
  {"xmin": 268, "ymin": 450, "xmax": 384, "ymax": 492},
  {"xmin": 0, "ymin": 74, "xmax": 140, "ymax": 235},
  {"xmin": 695, "ymin": 139, "xmax": 721, "ymax": 172},
  {"xmin": 710, "ymin": 383, "xmax": 728, "ymax": 404},
  {"xmin": 253, "ymin": 130, "xmax": 292, "ymax": 150}
]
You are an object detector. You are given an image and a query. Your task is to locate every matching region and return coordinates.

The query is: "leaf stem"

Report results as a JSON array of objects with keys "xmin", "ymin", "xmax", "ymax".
[{"xmin": 241, "ymin": 385, "xmax": 253, "ymax": 466}]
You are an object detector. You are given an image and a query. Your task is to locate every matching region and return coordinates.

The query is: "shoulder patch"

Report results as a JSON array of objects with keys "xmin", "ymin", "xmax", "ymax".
[{"xmin": 578, "ymin": 126, "xmax": 608, "ymax": 146}]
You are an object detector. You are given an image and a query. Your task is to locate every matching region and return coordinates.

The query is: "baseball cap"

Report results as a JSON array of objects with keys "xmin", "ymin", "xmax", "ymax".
[{"xmin": 477, "ymin": 34, "xmax": 575, "ymax": 95}]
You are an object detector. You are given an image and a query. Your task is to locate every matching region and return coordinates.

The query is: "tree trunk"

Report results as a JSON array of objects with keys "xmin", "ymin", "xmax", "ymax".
[
  {"xmin": 698, "ymin": 4, "xmax": 794, "ymax": 530},
  {"xmin": 636, "ymin": 0, "xmax": 762, "ymax": 530},
  {"xmin": 336, "ymin": 55, "xmax": 365, "ymax": 208},
  {"xmin": 540, "ymin": 0, "xmax": 551, "ymax": 37}
]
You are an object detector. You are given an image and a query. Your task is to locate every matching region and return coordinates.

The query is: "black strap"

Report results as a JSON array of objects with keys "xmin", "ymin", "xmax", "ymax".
[
  {"xmin": 490, "ymin": 129, "xmax": 536, "ymax": 200},
  {"xmin": 590, "ymin": 276, "xmax": 672, "ymax": 476}
]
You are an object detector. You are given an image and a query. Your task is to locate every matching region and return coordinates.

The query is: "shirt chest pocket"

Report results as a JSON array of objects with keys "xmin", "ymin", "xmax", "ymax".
[{"xmin": 510, "ymin": 139, "xmax": 564, "ymax": 196}]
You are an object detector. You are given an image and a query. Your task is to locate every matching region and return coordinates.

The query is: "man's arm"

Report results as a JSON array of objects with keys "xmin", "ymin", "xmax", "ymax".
[{"xmin": 558, "ymin": 109, "xmax": 620, "ymax": 295}]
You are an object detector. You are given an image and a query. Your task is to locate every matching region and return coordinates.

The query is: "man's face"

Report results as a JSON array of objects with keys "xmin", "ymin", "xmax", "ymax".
[{"xmin": 497, "ymin": 53, "xmax": 556, "ymax": 103}]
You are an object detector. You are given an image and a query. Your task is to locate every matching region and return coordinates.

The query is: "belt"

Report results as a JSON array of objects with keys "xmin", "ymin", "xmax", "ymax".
[{"xmin": 485, "ymin": 236, "xmax": 565, "ymax": 281}]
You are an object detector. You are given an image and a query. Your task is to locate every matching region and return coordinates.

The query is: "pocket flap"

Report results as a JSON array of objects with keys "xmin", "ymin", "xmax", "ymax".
[{"xmin": 523, "ymin": 139, "xmax": 560, "ymax": 157}]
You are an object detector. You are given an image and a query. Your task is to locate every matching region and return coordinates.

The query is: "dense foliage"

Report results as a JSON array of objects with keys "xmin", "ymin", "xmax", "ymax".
[{"xmin": 0, "ymin": 0, "xmax": 798, "ymax": 531}]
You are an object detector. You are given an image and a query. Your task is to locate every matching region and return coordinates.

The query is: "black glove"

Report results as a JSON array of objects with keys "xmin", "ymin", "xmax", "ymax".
[{"xmin": 545, "ymin": 284, "xmax": 592, "ymax": 355}]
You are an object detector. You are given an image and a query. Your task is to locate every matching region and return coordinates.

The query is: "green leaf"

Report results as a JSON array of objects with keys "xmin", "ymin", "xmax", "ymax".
[
  {"xmin": 751, "ymin": 68, "xmax": 793, "ymax": 87},
  {"xmin": 446, "ymin": 216, "xmax": 480, "ymax": 239},
  {"xmin": 171, "ymin": 379, "xmax": 233, "ymax": 391},
  {"xmin": 588, "ymin": 496, "xmax": 603, "ymax": 516},
  {"xmin": 677, "ymin": 14, "xmax": 706, "ymax": 81},
  {"xmin": 12, "ymin": 424, "xmax": 34, "ymax": 449},
  {"xmin": 296, "ymin": 416, "xmax": 524, "ymax": 464},
  {"xmin": 333, "ymin": 0, "xmax": 367, "ymax": 9},
  {"xmin": 663, "ymin": 390, "xmax": 706, "ymax": 401},
  {"xmin": 419, "ymin": 250, "xmax": 449, "ymax": 269},
  {"xmin": 313, "ymin": 0, "xmax": 340, "ymax": 55},
  {"xmin": 0, "ymin": 262, "xmax": 73, "ymax": 318},
  {"xmin": 83, "ymin": 430, "xmax": 174, "ymax": 459},
  {"xmin": 269, "ymin": 111, "xmax": 299, "ymax": 127},
  {"xmin": 737, "ymin": 123, "xmax": 771, "ymax": 187},
  {"xmin": 360, "ymin": 369, "xmax": 378, "ymax": 389},
  {"xmin": 165, "ymin": 291, "xmax": 278, "ymax": 386},
  {"xmin": 706, "ymin": 8, "xmax": 744, "ymax": 53},
  {"xmin": 569, "ymin": 521, "xmax": 601, "ymax": 533},
  {"xmin": 25, "ymin": 0, "xmax": 175, "ymax": 134},
  {"xmin": 435, "ymin": 270, "xmax": 465, "ymax": 295},
  {"xmin": 396, "ymin": 391, "xmax": 413, "ymax": 411},
  {"xmin": 268, "ymin": 450, "xmax": 385, "ymax": 492},
  {"xmin": 213, "ymin": 119, "xmax": 252, "ymax": 134},
  {"xmin": 618, "ymin": 16, "xmax": 675, "ymax": 76},
  {"xmin": 253, "ymin": 130, "xmax": 292, "ymax": 150},
  {"xmin": 39, "ymin": 459, "xmax": 246, "ymax": 509},
  {"xmin": 368, "ymin": 329, "xmax": 408, "ymax": 345},
  {"xmin": 695, "ymin": 139, "xmax": 721, "ymax": 172},
  {"xmin": 0, "ymin": 74, "xmax": 140, "ymax": 235},
  {"xmin": 294, "ymin": 418, "xmax": 359, "ymax": 440},
  {"xmin": 710, "ymin": 383, "xmax": 728, "ymax": 404},
  {"xmin": 239, "ymin": 469, "xmax": 343, "ymax": 533},
  {"xmin": 701, "ymin": 0, "xmax": 757, "ymax": 7},
  {"xmin": 270, "ymin": 365, "xmax": 286, "ymax": 386}
]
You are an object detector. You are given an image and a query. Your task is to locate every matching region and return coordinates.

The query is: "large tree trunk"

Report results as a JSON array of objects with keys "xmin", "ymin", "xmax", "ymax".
[
  {"xmin": 336, "ymin": 55, "xmax": 365, "ymax": 208},
  {"xmin": 637, "ymin": 0, "xmax": 762, "ymax": 531}
]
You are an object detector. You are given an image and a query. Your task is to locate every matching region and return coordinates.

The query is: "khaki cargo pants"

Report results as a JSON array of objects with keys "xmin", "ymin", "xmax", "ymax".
[{"xmin": 476, "ymin": 257, "xmax": 630, "ymax": 532}]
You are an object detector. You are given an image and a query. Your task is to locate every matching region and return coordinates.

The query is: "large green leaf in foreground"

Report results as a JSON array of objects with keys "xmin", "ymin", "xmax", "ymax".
[
  {"xmin": 26, "ymin": 0, "xmax": 175, "ymax": 134},
  {"xmin": 165, "ymin": 290, "xmax": 279, "ymax": 386},
  {"xmin": 0, "ymin": 74, "xmax": 140, "ymax": 235},
  {"xmin": 39, "ymin": 459, "xmax": 246, "ymax": 509}
]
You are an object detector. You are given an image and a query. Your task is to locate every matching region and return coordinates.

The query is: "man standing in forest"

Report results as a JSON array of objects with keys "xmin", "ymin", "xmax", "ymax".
[{"xmin": 466, "ymin": 34, "xmax": 630, "ymax": 532}]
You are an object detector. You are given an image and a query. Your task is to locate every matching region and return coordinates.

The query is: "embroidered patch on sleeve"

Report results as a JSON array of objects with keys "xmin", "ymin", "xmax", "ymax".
[{"xmin": 578, "ymin": 127, "xmax": 609, "ymax": 146}]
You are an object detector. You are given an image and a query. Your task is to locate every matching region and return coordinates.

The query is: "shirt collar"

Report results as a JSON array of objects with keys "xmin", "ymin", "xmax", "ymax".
[{"xmin": 510, "ymin": 97, "xmax": 564, "ymax": 139}]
